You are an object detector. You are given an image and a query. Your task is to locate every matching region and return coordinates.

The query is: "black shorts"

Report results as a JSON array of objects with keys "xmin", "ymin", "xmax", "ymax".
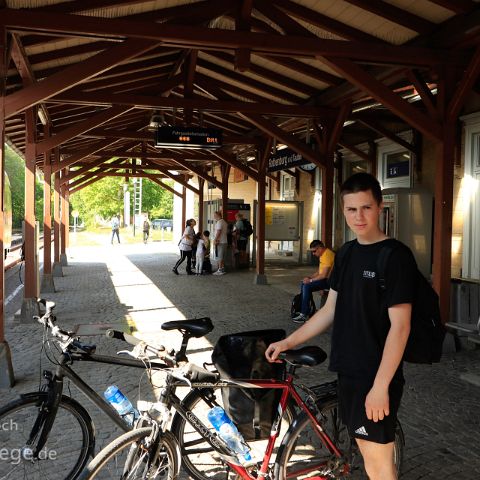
[{"xmin": 337, "ymin": 375, "xmax": 403, "ymax": 444}]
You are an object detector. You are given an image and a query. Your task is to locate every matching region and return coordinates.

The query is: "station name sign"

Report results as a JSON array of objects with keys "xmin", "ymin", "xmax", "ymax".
[
  {"xmin": 155, "ymin": 126, "xmax": 222, "ymax": 149},
  {"xmin": 267, "ymin": 148, "xmax": 315, "ymax": 172}
]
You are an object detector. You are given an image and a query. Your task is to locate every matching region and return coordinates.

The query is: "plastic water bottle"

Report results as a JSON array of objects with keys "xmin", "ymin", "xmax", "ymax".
[
  {"xmin": 207, "ymin": 406, "xmax": 251, "ymax": 462},
  {"xmin": 104, "ymin": 385, "xmax": 139, "ymax": 426}
]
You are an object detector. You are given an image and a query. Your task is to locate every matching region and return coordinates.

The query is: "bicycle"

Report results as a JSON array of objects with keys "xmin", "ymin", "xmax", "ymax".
[
  {"xmin": 79, "ymin": 332, "xmax": 404, "ymax": 480},
  {"xmin": 0, "ymin": 298, "xmax": 213, "ymax": 480}
]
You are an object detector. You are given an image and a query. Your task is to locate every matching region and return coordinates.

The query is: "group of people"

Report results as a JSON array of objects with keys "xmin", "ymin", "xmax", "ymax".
[
  {"xmin": 172, "ymin": 218, "xmax": 212, "ymax": 276},
  {"xmin": 172, "ymin": 210, "xmax": 252, "ymax": 276},
  {"xmin": 110, "ymin": 215, "xmax": 151, "ymax": 245}
]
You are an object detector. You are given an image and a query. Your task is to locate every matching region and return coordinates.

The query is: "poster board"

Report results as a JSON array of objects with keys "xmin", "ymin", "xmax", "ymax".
[{"xmin": 264, "ymin": 201, "xmax": 301, "ymax": 241}]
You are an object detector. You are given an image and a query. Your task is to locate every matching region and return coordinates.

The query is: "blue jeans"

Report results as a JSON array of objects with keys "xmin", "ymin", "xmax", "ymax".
[{"xmin": 300, "ymin": 278, "xmax": 329, "ymax": 315}]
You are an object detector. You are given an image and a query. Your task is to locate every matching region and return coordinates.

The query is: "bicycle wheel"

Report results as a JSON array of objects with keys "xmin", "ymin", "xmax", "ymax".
[
  {"xmin": 0, "ymin": 392, "xmax": 94, "ymax": 480},
  {"xmin": 79, "ymin": 427, "xmax": 179, "ymax": 479},
  {"xmin": 274, "ymin": 400, "xmax": 404, "ymax": 479},
  {"xmin": 171, "ymin": 388, "xmax": 295, "ymax": 480}
]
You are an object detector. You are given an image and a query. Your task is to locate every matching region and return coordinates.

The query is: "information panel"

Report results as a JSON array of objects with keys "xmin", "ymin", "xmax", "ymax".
[
  {"xmin": 155, "ymin": 126, "xmax": 222, "ymax": 148},
  {"xmin": 264, "ymin": 201, "xmax": 301, "ymax": 241}
]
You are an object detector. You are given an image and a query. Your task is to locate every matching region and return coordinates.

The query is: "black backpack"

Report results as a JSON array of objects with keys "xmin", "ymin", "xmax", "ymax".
[
  {"xmin": 291, "ymin": 293, "xmax": 316, "ymax": 319},
  {"xmin": 241, "ymin": 219, "xmax": 253, "ymax": 237},
  {"xmin": 337, "ymin": 241, "xmax": 445, "ymax": 364}
]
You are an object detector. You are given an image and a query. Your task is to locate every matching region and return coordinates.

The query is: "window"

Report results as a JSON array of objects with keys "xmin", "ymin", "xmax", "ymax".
[
  {"xmin": 376, "ymin": 132, "xmax": 413, "ymax": 189},
  {"xmin": 462, "ymin": 113, "xmax": 480, "ymax": 279}
]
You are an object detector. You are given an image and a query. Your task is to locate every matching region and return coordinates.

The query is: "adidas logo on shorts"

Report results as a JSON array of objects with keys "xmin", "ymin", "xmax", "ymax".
[{"xmin": 354, "ymin": 426, "xmax": 368, "ymax": 436}]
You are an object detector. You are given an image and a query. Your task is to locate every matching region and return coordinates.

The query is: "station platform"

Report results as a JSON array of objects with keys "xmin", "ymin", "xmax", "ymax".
[{"xmin": 2, "ymin": 239, "xmax": 480, "ymax": 479}]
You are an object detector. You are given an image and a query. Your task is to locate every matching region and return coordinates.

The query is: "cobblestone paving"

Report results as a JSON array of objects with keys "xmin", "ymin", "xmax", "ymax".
[{"xmin": 2, "ymin": 240, "xmax": 480, "ymax": 479}]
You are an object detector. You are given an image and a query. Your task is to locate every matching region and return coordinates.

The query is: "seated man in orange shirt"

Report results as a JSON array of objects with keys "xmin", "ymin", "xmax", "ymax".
[{"xmin": 292, "ymin": 240, "xmax": 335, "ymax": 323}]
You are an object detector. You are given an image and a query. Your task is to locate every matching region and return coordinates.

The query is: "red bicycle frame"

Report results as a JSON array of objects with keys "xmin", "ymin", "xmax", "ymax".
[{"xmin": 215, "ymin": 372, "xmax": 346, "ymax": 480}]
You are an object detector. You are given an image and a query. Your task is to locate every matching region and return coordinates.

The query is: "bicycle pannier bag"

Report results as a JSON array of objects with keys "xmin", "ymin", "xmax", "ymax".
[{"xmin": 212, "ymin": 329, "xmax": 286, "ymax": 440}]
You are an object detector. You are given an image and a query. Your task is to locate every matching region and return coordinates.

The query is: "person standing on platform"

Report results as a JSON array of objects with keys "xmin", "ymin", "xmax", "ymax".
[
  {"xmin": 213, "ymin": 211, "xmax": 228, "ymax": 275},
  {"xmin": 111, "ymin": 214, "xmax": 120, "ymax": 244},
  {"xmin": 172, "ymin": 219, "xmax": 196, "ymax": 275}
]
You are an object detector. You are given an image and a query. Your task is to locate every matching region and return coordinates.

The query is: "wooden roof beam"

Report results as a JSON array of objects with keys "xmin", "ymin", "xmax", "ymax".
[
  {"xmin": 342, "ymin": 0, "xmax": 435, "ymax": 35},
  {"xmin": 448, "ymin": 46, "xmax": 480, "ymax": 122},
  {"xmin": 240, "ymin": 113, "xmax": 325, "ymax": 168},
  {"xmin": 274, "ymin": 0, "xmax": 384, "ymax": 43},
  {"xmin": 38, "ymin": 106, "xmax": 133, "ymax": 154},
  {"xmin": 169, "ymin": 159, "xmax": 223, "ymax": 190},
  {"xmin": 1, "ymin": 9, "xmax": 462, "ymax": 67},
  {"xmin": 183, "ymin": 49, "xmax": 198, "ymax": 125},
  {"xmin": 406, "ymin": 69, "xmax": 438, "ymax": 120},
  {"xmin": 4, "ymin": 37, "xmax": 160, "ymax": 118},
  {"xmin": 425, "ymin": 0, "xmax": 476, "ymax": 14},
  {"xmin": 234, "ymin": 0, "xmax": 253, "ymax": 72},
  {"xmin": 320, "ymin": 57, "xmax": 442, "ymax": 142},
  {"xmin": 52, "ymin": 90, "xmax": 330, "ymax": 118},
  {"xmin": 53, "ymin": 138, "xmax": 120, "ymax": 173},
  {"xmin": 211, "ymin": 150, "xmax": 259, "ymax": 182},
  {"xmin": 144, "ymin": 161, "xmax": 200, "ymax": 195},
  {"xmin": 357, "ymin": 118, "xmax": 417, "ymax": 154}
]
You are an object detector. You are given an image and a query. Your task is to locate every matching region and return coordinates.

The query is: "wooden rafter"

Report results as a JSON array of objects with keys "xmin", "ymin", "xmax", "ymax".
[
  {"xmin": 234, "ymin": 0, "xmax": 252, "ymax": 72},
  {"xmin": 37, "ymin": 106, "xmax": 133, "ymax": 154},
  {"xmin": 342, "ymin": 0, "xmax": 435, "ymax": 35},
  {"xmin": 1, "ymin": 9, "xmax": 462, "ymax": 67},
  {"xmin": 320, "ymin": 57, "xmax": 442, "ymax": 142},
  {"xmin": 5, "ymin": 38, "xmax": 160, "ymax": 118},
  {"xmin": 240, "ymin": 113, "xmax": 325, "ymax": 168},
  {"xmin": 51, "ymin": 90, "xmax": 329, "ymax": 117}
]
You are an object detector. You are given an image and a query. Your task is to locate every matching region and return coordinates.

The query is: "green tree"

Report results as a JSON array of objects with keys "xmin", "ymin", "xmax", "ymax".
[
  {"xmin": 69, "ymin": 175, "xmax": 173, "ymax": 226},
  {"xmin": 5, "ymin": 144, "xmax": 44, "ymax": 229}
]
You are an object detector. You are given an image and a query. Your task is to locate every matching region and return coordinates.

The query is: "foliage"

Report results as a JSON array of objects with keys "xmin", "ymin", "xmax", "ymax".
[
  {"xmin": 5, "ymin": 144, "xmax": 44, "ymax": 229},
  {"xmin": 70, "ymin": 175, "xmax": 173, "ymax": 226}
]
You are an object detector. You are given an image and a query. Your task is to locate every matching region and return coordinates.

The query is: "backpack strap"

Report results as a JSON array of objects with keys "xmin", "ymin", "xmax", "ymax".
[
  {"xmin": 376, "ymin": 240, "xmax": 404, "ymax": 292},
  {"xmin": 335, "ymin": 240, "xmax": 355, "ymax": 290}
]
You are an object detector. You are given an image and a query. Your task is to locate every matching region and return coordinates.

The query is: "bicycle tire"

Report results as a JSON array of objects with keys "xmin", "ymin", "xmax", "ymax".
[
  {"xmin": 0, "ymin": 392, "xmax": 94, "ymax": 480},
  {"xmin": 171, "ymin": 387, "xmax": 295, "ymax": 480},
  {"xmin": 274, "ymin": 399, "xmax": 404, "ymax": 479},
  {"xmin": 78, "ymin": 427, "xmax": 180, "ymax": 479}
]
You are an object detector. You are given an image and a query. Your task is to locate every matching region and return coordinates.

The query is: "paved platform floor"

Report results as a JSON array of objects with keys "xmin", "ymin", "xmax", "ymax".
[{"xmin": 2, "ymin": 240, "xmax": 480, "ymax": 479}]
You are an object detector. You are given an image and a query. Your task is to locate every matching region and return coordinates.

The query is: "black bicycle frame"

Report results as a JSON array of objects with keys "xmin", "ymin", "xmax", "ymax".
[{"xmin": 31, "ymin": 350, "xmax": 169, "ymax": 453}]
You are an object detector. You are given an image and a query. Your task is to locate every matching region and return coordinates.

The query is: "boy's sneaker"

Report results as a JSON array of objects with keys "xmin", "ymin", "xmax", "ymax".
[
  {"xmin": 292, "ymin": 313, "xmax": 307, "ymax": 324},
  {"xmin": 213, "ymin": 269, "xmax": 225, "ymax": 275}
]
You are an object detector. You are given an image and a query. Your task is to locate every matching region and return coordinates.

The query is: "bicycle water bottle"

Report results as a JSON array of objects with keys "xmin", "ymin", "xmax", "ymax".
[
  {"xmin": 207, "ymin": 406, "xmax": 251, "ymax": 462},
  {"xmin": 104, "ymin": 385, "xmax": 139, "ymax": 426}
]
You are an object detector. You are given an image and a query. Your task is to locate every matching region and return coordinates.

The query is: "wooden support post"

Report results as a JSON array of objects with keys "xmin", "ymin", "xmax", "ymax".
[
  {"xmin": 60, "ymin": 171, "xmax": 68, "ymax": 266},
  {"xmin": 321, "ymin": 151, "xmax": 334, "ymax": 248},
  {"xmin": 41, "ymin": 129, "xmax": 55, "ymax": 293},
  {"xmin": 198, "ymin": 177, "xmax": 205, "ymax": 231},
  {"xmin": 181, "ymin": 185, "xmax": 186, "ymax": 229},
  {"xmin": 0, "ymin": 25, "xmax": 14, "ymax": 386},
  {"xmin": 432, "ymin": 123, "xmax": 455, "ymax": 323},
  {"xmin": 52, "ymin": 159, "xmax": 62, "ymax": 277},
  {"xmin": 220, "ymin": 163, "xmax": 230, "ymax": 218},
  {"xmin": 254, "ymin": 139, "xmax": 272, "ymax": 285},
  {"xmin": 18, "ymin": 108, "xmax": 39, "ymax": 323}
]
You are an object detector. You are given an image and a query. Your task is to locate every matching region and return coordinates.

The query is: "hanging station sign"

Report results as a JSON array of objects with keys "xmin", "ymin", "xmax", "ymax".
[
  {"xmin": 267, "ymin": 148, "xmax": 315, "ymax": 172},
  {"xmin": 155, "ymin": 126, "xmax": 222, "ymax": 149}
]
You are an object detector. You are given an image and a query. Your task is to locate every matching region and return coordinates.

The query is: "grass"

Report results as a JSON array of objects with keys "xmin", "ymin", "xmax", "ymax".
[{"xmin": 69, "ymin": 227, "xmax": 174, "ymax": 247}]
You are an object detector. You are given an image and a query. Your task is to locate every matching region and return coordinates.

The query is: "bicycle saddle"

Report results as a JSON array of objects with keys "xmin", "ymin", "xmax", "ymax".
[
  {"xmin": 161, "ymin": 317, "xmax": 214, "ymax": 337},
  {"xmin": 280, "ymin": 346, "xmax": 327, "ymax": 367}
]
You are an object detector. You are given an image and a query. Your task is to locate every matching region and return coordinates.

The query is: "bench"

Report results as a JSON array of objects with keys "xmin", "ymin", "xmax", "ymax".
[{"xmin": 446, "ymin": 318, "xmax": 480, "ymax": 348}]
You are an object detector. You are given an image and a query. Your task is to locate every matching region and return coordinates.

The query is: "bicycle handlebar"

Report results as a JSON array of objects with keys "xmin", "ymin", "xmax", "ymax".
[{"xmin": 106, "ymin": 329, "xmax": 173, "ymax": 364}]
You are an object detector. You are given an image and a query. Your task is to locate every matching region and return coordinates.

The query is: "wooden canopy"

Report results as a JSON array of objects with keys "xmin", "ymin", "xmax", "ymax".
[{"xmin": 1, "ymin": 0, "xmax": 480, "ymax": 323}]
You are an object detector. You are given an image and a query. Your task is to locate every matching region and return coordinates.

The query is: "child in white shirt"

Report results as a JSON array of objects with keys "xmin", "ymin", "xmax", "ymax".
[{"xmin": 195, "ymin": 233, "xmax": 206, "ymax": 275}]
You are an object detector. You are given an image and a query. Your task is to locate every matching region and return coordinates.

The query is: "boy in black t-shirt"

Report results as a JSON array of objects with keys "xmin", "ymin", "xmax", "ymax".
[{"xmin": 266, "ymin": 173, "xmax": 416, "ymax": 480}]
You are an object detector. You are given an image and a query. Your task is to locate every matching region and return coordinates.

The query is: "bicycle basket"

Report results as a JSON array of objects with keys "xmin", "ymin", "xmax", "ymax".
[{"xmin": 212, "ymin": 329, "xmax": 286, "ymax": 440}]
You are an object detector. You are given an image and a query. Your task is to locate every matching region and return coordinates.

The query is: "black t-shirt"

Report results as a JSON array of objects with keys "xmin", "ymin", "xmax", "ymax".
[{"xmin": 328, "ymin": 238, "xmax": 416, "ymax": 383}]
